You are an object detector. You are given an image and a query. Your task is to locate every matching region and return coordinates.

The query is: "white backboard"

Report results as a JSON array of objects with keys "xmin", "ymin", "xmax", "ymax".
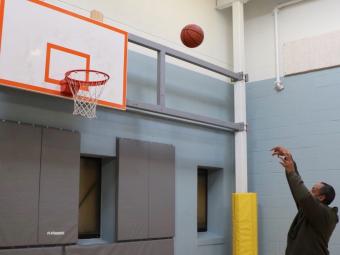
[{"xmin": 0, "ymin": 0, "xmax": 128, "ymax": 109}]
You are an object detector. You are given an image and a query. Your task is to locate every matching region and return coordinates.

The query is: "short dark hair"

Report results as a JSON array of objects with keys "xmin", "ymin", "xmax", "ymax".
[{"xmin": 321, "ymin": 182, "xmax": 336, "ymax": 205}]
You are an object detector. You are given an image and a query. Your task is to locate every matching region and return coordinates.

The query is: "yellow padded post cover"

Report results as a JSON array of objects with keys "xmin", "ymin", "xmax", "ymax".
[{"xmin": 232, "ymin": 193, "xmax": 258, "ymax": 255}]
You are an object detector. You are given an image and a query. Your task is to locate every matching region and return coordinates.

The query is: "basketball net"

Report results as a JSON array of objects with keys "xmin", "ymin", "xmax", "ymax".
[{"xmin": 65, "ymin": 70, "xmax": 109, "ymax": 119}]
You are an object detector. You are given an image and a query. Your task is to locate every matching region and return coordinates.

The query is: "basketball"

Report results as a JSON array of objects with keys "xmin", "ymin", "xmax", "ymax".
[{"xmin": 180, "ymin": 24, "xmax": 204, "ymax": 48}]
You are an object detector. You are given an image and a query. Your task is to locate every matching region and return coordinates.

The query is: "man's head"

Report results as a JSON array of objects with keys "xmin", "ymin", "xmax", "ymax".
[{"xmin": 311, "ymin": 182, "xmax": 336, "ymax": 205}]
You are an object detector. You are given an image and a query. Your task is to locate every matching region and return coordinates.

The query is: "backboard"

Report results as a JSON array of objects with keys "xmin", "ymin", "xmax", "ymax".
[{"xmin": 0, "ymin": 0, "xmax": 128, "ymax": 110}]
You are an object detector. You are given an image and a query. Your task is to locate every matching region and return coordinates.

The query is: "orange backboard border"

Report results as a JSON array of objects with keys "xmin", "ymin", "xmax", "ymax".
[{"xmin": 0, "ymin": 0, "xmax": 5, "ymax": 52}]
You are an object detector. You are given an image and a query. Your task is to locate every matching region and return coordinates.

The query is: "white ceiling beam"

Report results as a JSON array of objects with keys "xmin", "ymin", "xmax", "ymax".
[{"xmin": 216, "ymin": 0, "xmax": 250, "ymax": 10}]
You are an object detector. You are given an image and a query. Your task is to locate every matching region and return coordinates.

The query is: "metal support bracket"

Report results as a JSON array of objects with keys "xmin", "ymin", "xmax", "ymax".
[{"xmin": 231, "ymin": 72, "xmax": 248, "ymax": 83}]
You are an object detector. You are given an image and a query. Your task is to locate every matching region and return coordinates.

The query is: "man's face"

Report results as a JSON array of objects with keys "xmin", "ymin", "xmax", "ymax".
[{"xmin": 310, "ymin": 182, "xmax": 325, "ymax": 202}]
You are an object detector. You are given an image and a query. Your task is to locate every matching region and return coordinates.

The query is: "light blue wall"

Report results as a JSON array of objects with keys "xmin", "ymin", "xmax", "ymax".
[
  {"xmin": 247, "ymin": 67, "xmax": 340, "ymax": 255},
  {"xmin": 128, "ymin": 51, "xmax": 234, "ymax": 122},
  {"xmin": 0, "ymin": 51, "xmax": 235, "ymax": 255}
]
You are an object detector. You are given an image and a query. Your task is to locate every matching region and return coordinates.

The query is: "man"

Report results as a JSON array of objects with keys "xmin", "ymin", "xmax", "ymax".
[{"xmin": 271, "ymin": 146, "xmax": 338, "ymax": 255}]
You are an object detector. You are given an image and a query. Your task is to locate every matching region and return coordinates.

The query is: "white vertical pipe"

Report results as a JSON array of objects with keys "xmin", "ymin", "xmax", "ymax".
[
  {"xmin": 273, "ymin": 0, "xmax": 307, "ymax": 91},
  {"xmin": 232, "ymin": 0, "xmax": 247, "ymax": 193},
  {"xmin": 273, "ymin": 8, "xmax": 283, "ymax": 91}
]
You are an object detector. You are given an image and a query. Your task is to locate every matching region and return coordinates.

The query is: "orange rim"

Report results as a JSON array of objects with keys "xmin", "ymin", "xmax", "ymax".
[{"xmin": 65, "ymin": 69, "xmax": 110, "ymax": 87}]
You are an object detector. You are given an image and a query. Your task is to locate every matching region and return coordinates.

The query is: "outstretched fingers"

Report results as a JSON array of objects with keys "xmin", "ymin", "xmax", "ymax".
[{"xmin": 271, "ymin": 146, "xmax": 290, "ymax": 157}]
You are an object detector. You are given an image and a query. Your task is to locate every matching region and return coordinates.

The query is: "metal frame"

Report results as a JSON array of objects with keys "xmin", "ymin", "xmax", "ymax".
[{"xmin": 127, "ymin": 33, "xmax": 246, "ymax": 132}]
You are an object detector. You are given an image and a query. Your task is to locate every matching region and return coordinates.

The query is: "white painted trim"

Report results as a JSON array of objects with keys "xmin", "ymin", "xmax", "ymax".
[
  {"xmin": 216, "ymin": 0, "xmax": 250, "ymax": 10},
  {"xmin": 233, "ymin": 1, "xmax": 247, "ymax": 193},
  {"xmin": 197, "ymin": 232, "xmax": 224, "ymax": 246}
]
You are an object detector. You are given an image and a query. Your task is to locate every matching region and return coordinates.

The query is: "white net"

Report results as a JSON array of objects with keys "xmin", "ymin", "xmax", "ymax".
[{"xmin": 65, "ymin": 70, "xmax": 109, "ymax": 119}]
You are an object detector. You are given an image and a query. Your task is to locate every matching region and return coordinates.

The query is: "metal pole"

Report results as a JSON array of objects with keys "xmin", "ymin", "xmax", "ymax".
[
  {"xmin": 273, "ymin": 0, "xmax": 307, "ymax": 91},
  {"xmin": 233, "ymin": 0, "xmax": 248, "ymax": 193},
  {"xmin": 274, "ymin": 8, "xmax": 283, "ymax": 90}
]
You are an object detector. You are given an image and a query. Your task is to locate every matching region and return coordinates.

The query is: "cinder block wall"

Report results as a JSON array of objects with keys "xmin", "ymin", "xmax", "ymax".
[{"xmin": 247, "ymin": 67, "xmax": 340, "ymax": 255}]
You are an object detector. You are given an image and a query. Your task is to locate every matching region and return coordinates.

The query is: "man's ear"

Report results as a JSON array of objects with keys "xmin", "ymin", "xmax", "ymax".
[{"xmin": 319, "ymin": 194, "xmax": 326, "ymax": 203}]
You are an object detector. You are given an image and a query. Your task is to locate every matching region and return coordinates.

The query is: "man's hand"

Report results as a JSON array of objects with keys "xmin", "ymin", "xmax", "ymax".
[{"xmin": 271, "ymin": 146, "xmax": 295, "ymax": 173}]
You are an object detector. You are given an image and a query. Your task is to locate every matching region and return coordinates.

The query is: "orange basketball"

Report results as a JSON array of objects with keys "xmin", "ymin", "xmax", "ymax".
[{"xmin": 180, "ymin": 24, "xmax": 204, "ymax": 48}]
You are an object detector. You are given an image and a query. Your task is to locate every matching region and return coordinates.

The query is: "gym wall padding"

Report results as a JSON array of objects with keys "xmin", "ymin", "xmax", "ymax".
[
  {"xmin": 0, "ymin": 122, "xmax": 42, "ymax": 247},
  {"xmin": 38, "ymin": 128, "xmax": 80, "ymax": 245},
  {"xmin": 116, "ymin": 138, "xmax": 175, "ymax": 241},
  {"xmin": 65, "ymin": 239, "xmax": 173, "ymax": 255},
  {"xmin": 0, "ymin": 122, "xmax": 81, "ymax": 247},
  {"xmin": 148, "ymin": 142, "xmax": 175, "ymax": 238},
  {"xmin": 117, "ymin": 138, "xmax": 149, "ymax": 240},
  {"xmin": 0, "ymin": 247, "xmax": 63, "ymax": 255},
  {"xmin": 232, "ymin": 193, "xmax": 258, "ymax": 255}
]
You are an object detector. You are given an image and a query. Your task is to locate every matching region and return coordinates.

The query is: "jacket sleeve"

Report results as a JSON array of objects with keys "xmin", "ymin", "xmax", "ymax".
[
  {"xmin": 285, "ymin": 161, "xmax": 300, "ymax": 209},
  {"xmin": 286, "ymin": 166, "xmax": 328, "ymax": 227}
]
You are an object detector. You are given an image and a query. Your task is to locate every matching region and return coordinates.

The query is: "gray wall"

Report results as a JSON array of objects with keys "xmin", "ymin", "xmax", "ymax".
[
  {"xmin": 0, "ymin": 51, "xmax": 235, "ymax": 255},
  {"xmin": 247, "ymin": 67, "xmax": 340, "ymax": 254}
]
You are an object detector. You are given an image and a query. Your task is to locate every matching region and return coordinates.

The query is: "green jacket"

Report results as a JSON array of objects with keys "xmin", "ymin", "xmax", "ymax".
[{"xmin": 285, "ymin": 164, "xmax": 338, "ymax": 255}]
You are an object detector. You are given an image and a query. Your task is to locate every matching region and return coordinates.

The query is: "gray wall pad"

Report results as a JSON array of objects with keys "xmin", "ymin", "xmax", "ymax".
[
  {"xmin": 148, "ymin": 143, "xmax": 175, "ymax": 238},
  {"xmin": 38, "ymin": 129, "xmax": 80, "ymax": 245},
  {"xmin": 0, "ymin": 122, "xmax": 41, "ymax": 247},
  {"xmin": 66, "ymin": 239, "xmax": 173, "ymax": 255},
  {"xmin": 0, "ymin": 247, "xmax": 63, "ymax": 255},
  {"xmin": 117, "ymin": 139, "xmax": 149, "ymax": 240},
  {"xmin": 116, "ymin": 138, "xmax": 175, "ymax": 240}
]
